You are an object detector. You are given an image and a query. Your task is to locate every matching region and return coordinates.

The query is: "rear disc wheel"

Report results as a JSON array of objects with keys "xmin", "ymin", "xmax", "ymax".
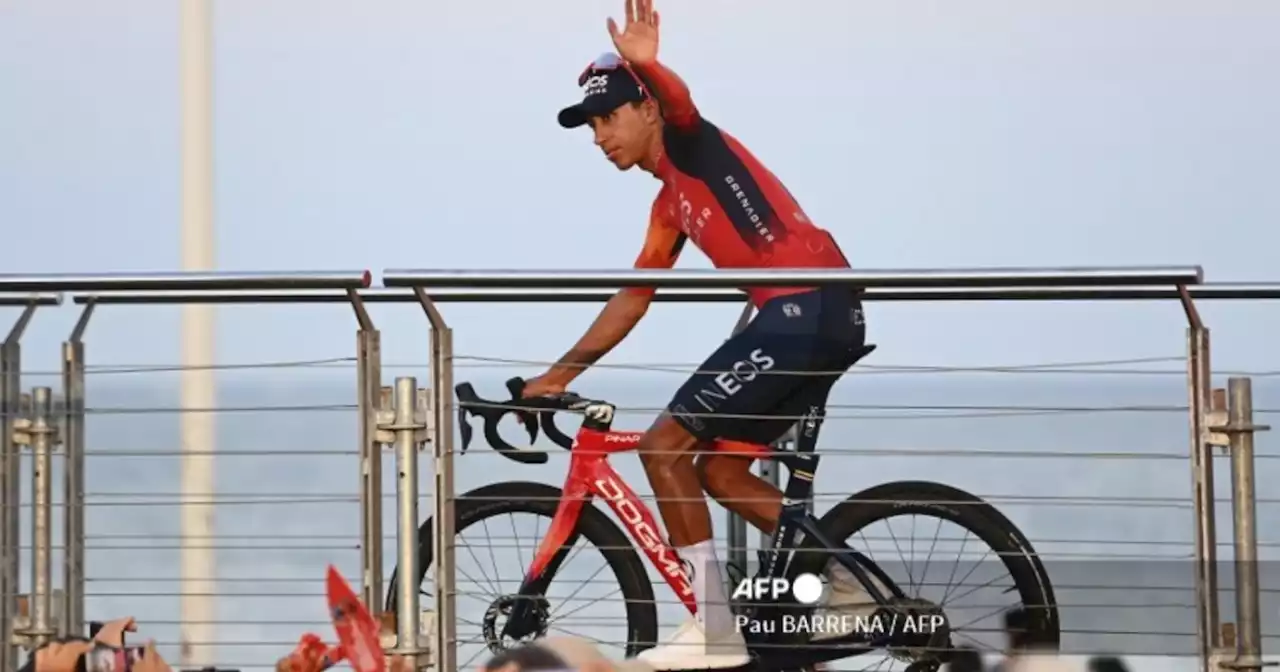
[{"xmin": 786, "ymin": 480, "xmax": 1060, "ymax": 669}]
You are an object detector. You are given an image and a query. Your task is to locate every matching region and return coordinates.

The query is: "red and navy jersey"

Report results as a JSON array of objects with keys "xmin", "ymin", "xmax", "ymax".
[{"xmin": 628, "ymin": 61, "xmax": 851, "ymax": 308}]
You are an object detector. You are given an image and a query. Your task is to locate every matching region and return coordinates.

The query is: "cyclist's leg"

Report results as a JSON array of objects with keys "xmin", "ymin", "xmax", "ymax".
[
  {"xmin": 695, "ymin": 289, "xmax": 867, "ymax": 536},
  {"xmin": 629, "ymin": 419, "xmax": 750, "ymax": 667},
  {"xmin": 638, "ymin": 290, "xmax": 860, "ymax": 662},
  {"xmin": 632, "ymin": 415, "xmax": 710, "ymax": 549},
  {"xmin": 654, "ymin": 312, "xmax": 813, "ymax": 554},
  {"xmin": 694, "ymin": 446, "xmax": 774, "ymax": 532},
  {"xmin": 634, "ymin": 298, "xmax": 821, "ymax": 667},
  {"xmin": 695, "ymin": 371, "xmax": 843, "ymax": 534},
  {"xmin": 642, "ymin": 299, "xmax": 816, "ymax": 553},
  {"xmin": 687, "ymin": 290, "xmax": 881, "ymax": 639}
]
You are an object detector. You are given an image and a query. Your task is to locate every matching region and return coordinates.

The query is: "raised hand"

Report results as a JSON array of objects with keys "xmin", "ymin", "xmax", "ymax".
[{"xmin": 607, "ymin": 0, "xmax": 659, "ymax": 65}]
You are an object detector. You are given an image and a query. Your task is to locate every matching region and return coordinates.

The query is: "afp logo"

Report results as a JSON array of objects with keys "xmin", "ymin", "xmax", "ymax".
[{"xmin": 582, "ymin": 74, "xmax": 609, "ymax": 97}]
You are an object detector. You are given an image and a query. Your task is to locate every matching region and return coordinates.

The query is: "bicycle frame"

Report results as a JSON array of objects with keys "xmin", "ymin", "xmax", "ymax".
[
  {"xmin": 522, "ymin": 425, "xmax": 700, "ymax": 615},
  {"xmin": 452, "ymin": 367, "xmax": 1026, "ymax": 664},
  {"xmin": 504, "ymin": 402, "xmax": 902, "ymax": 643}
]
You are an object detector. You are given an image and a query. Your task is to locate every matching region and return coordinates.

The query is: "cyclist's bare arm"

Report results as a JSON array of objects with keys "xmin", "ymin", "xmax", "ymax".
[
  {"xmin": 543, "ymin": 290, "xmax": 650, "ymax": 386},
  {"xmin": 541, "ymin": 213, "xmax": 688, "ymax": 387}
]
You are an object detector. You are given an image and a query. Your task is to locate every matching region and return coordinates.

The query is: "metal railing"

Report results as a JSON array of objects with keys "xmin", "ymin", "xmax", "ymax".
[
  {"xmin": 0, "ymin": 265, "xmax": 1274, "ymax": 672},
  {"xmin": 380, "ymin": 265, "xmax": 1273, "ymax": 672},
  {"xmin": 0, "ymin": 272, "xmax": 370, "ymax": 672}
]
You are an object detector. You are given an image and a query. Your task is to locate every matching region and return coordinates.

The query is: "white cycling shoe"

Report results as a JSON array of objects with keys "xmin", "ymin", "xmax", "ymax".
[
  {"xmin": 636, "ymin": 617, "xmax": 751, "ymax": 670},
  {"xmin": 809, "ymin": 557, "xmax": 892, "ymax": 641}
]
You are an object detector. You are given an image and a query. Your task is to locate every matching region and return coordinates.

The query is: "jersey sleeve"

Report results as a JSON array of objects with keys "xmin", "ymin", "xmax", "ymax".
[
  {"xmin": 632, "ymin": 59, "xmax": 701, "ymax": 133},
  {"xmin": 626, "ymin": 202, "xmax": 688, "ymax": 299}
]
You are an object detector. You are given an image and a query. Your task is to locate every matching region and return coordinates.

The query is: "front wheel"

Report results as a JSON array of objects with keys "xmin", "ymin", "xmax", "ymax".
[
  {"xmin": 785, "ymin": 480, "xmax": 1060, "ymax": 670},
  {"xmin": 385, "ymin": 481, "xmax": 659, "ymax": 667}
]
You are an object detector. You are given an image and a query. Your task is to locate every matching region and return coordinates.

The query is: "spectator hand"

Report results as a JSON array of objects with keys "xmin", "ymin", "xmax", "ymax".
[
  {"xmin": 30, "ymin": 640, "xmax": 94, "ymax": 672},
  {"xmin": 276, "ymin": 634, "xmax": 332, "ymax": 672},
  {"xmin": 92, "ymin": 617, "xmax": 138, "ymax": 647},
  {"xmin": 132, "ymin": 643, "xmax": 173, "ymax": 672}
]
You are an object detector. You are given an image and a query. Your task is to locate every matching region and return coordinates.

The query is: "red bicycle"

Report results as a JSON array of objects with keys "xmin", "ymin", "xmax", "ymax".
[{"xmin": 386, "ymin": 375, "xmax": 1059, "ymax": 671}]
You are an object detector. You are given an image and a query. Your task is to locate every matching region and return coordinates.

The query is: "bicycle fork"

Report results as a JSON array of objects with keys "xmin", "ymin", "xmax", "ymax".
[{"xmin": 502, "ymin": 481, "xmax": 590, "ymax": 640}]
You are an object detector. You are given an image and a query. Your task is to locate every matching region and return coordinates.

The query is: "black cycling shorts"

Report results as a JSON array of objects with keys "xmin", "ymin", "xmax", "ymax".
[{"xmin": 666, "ymin": 286, "xmax": 868, "ymax": 445}]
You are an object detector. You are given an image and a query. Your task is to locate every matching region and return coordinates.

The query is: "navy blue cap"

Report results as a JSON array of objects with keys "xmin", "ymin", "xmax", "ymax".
[{"xmin": 557, "ymin": 52, "xmax": 648, "ymax": 129}]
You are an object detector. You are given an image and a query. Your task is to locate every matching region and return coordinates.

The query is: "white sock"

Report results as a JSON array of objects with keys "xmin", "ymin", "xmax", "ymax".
[{"xmin": 679, "ymin": 539, "xmax": 733, "ymax": 633}]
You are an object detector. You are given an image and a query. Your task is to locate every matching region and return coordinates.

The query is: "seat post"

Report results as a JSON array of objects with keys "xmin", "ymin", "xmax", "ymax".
[{"xmin": 794, "ymin": 404, "xmax": 825, "ymax": 455}]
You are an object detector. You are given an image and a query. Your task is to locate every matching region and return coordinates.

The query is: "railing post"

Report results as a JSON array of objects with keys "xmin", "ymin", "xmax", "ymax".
[
  {"xmin": 430, "ymin": 325, "xmax": 456, "ymax": 672},
  {"xmin": 0, "ymin": 339, "xmax": 14, "ymax": 672},
  {"xmin": 61, "ymin": 303, "xmax": 93, "ymax": 637},
  {"xmin": 1187, "ymin": 326, "xmax": 1220, "ymax": 672},
  {"xmin": 408, "ymin": 287, "xmax": 456, "ymax": 672},
  {"xmin": 13, "ymin": 388, "xmax": 58, "ymax": 648},
  {"xmin": 379, "ymin": 377, "xmax": 430, "ymax": 670},
  {"xmin": 354, "ymin": 306, "xmax": 384, "ymax": 612},
  {"xmin": 1, "ymin": 306, "xmax": 37, "ymax": 672},
  {"xmin": 1224, "ymin": 378, "xmax": 1267, "ymax": 672}
]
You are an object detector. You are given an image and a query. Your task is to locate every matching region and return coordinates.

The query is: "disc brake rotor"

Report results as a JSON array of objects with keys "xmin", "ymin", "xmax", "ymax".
[{"xmin": 481, "ymin": 594, "xmax": 551, "ymax": 654}]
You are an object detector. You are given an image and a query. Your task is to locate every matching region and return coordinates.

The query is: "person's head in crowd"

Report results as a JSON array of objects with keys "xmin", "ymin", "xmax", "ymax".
[
  {"xmin": 1086, "ymin": 657, "xmax": 1129, "ymax": 672},
  {"xmin": 482, "ymin": 636, "xmax": 655, "ymax": 672},
  {"xmin": 1004, "ymin": 607, "xmax": 1032, "ymax": 652},
  {"xmin": 945, "ymin": 646, "xmax": 984, "ymax": 672},
  {"xmin": 997, "ymin": 606, "xmax": 1071, "ymax": 669}
]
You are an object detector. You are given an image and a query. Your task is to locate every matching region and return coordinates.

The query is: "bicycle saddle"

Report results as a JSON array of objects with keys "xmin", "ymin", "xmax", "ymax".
[{"xmin": 850, "ymin": 342, "xmax": 877, "ymax": 364}]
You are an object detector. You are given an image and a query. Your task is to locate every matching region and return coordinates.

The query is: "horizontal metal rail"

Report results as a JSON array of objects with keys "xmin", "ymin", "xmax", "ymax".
[
  {"xmin": 0, "ymin": 270, "xmax": 371, "ymax": 292},
  {"xmin": 66, "ymin": 283, "xmax": 1280, "ymax": 305},
  {"xmin": 381, "ymin": 265, "xmax": 1205, "ymax": 289},
  {"xmin": 0, "ymin": 294, "xmax": 61, "ymax": 307}
]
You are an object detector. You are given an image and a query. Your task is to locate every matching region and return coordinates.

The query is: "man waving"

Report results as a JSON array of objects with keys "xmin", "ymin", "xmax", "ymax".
[{"xmin": 524, "ymin": 0, "xmax": 875, "ymax": 668}]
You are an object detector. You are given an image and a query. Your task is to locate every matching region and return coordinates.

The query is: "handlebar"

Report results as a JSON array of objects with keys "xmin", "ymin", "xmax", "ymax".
[{"xmin": 454, "ymin": 377, "xmax": 597, "ymax": 464}]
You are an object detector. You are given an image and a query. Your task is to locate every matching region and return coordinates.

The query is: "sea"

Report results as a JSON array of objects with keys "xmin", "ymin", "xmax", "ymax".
[{"xmin": 5, "ymin": 365, "xmax": 1278, "ymax": 672}]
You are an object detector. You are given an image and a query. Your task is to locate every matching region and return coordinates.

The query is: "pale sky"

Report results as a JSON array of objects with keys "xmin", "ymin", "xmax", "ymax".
[{"xmin": 2, "ymin": 0, "xmax": 1278, "ymax": 379}]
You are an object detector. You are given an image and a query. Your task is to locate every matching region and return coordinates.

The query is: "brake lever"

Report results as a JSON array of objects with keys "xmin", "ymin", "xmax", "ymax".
[
  {"xmin": 454, "ymin": 382, "xmax": 547, "ymax": 465},
  {"xmin": 504, "ymin": 377, "xmax": 589, "ymax": 451},
  {"xmin": 504, "ymin": 377, "xmax": 541, "ymax": 440}
]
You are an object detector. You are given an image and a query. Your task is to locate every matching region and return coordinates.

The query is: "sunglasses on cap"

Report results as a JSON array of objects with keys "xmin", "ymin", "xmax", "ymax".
[{"xmin": 577, "ymin": 52, "xmax": 650, "ymax": 97}]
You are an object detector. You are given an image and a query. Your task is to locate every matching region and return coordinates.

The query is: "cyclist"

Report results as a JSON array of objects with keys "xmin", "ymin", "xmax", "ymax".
[{"xmin": 522, "ymin": 0, "xmax": 882, "ymax": 667}]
